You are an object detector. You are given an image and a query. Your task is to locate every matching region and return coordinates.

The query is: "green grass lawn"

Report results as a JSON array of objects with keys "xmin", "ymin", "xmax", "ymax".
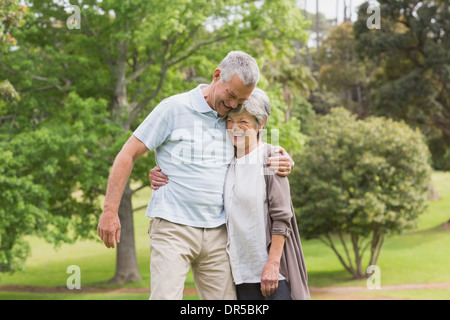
[{"xmin": 0, "ymin": 171, "xmax": 449, "ymax": 300}]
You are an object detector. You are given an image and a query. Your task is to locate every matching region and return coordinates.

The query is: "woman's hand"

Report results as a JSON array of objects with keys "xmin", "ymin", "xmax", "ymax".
[
  {"xmin": 260, "ymin": 261, "xmax": 280, "ymax": 297},
  {"xmin": 149, "ymin": 166, "xmax": 168, "ymax": 190},
  {"xmin": 261, "ymin": 235, "xmax": 285, "ymax": 296}
]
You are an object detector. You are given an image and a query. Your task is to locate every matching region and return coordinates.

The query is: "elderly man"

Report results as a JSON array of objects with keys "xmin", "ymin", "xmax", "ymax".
[{"xmin": 97, "ymin": 51, "xmax": 293, "ymax": 300}]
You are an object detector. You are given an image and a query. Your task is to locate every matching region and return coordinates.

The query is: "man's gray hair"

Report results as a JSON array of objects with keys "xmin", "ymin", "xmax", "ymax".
[
  {"xmin": 228, "ymin": 88, "xmax": 271, "ymax": 129},
  {"xmin": 218, "ymin": 51, "xmax": 260, "ymax": 87}
]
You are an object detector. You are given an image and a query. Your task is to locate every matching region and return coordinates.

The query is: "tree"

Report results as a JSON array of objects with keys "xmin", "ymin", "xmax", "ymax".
[
  {"xmin": 317, "ymin": 21, "xmax": 375, "ymax": 118},
  {"xmin": 0, "ymin": 0, "xmax": 26, "ymax": 102},
  {"xmin": 291, "ymin": 108, "xmax": 432, "ymax": 279},
  {"xmin": 263, "ymin": 49, "xmax": 316, "ymax": 124},
  {"xmin": 0, "ymin": 0, "xmax": 309, "ymax": 281},
  {"xmin": 353, "ymin": 0, "xmax": 450, "ymax": 169},
  {"xmin": 0, "ymin": 92, "xmax": 118, "ymax": 272}
]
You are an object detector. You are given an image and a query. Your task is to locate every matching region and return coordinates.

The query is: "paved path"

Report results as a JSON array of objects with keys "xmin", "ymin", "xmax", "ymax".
[
  {"xmin": 1, "ymin": 282, "xmax": 449, "ymax": 299},
  {"xmin": 309, "ymin": 282, "xmax": 450, "ymax": 300}
]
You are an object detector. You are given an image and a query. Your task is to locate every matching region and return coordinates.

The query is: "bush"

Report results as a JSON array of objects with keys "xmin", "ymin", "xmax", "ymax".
[{"xmin": 291, "ymin": 108, "xmax": 432, "ymax": 279}]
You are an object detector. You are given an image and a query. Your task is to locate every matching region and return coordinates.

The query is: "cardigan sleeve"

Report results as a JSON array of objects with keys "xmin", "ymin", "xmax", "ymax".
[{"xmin": 265, "ymin": 173, "xmax": 294, "ymax": 237}]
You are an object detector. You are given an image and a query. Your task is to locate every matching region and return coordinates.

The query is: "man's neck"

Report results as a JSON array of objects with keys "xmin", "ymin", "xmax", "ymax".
[{"xmin": 201, "ymin": 84, "xmax": 214, "ymax": 110}]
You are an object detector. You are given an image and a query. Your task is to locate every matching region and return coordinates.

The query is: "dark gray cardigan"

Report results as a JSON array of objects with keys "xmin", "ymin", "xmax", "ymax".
[{"xmin": 263, "ymin": 145, "xmax": 310, "ymax": 300}]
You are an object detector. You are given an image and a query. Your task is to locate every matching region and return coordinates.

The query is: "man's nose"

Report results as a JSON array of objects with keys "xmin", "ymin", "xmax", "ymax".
[{"xmin": 229, "ymin": 99, "xmax": 239, "ymax": 109}]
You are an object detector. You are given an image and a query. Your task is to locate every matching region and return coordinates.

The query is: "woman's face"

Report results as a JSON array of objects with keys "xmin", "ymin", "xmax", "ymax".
[{"xmin": 226, "ymin": 110, "xmax": 259, "ymax": 151}]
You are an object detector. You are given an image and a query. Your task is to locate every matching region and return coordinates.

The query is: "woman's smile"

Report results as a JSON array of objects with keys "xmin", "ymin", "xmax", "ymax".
[{"xmin": 231, "ymin": 130, "xmax": 246, "ymax": 138}]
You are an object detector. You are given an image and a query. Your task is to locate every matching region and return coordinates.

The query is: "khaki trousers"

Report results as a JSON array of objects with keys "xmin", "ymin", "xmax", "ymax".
[{"xmin": 148, "ymin": 218, "xmax": 236, "ymax": 300}]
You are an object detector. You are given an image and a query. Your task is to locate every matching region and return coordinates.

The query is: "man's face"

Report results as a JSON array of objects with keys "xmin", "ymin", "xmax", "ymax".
[{"xmin": 210, "ymin": 71, "xmax": 255, "ymax": 117}]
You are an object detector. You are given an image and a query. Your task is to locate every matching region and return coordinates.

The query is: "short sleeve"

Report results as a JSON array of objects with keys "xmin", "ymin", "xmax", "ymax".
[{"xmin": 133, "ymin": 101, "xmax": 172, "ymax": 151}]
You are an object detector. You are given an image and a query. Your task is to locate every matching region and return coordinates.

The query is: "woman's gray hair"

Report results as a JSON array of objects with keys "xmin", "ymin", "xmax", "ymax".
[
  {"xmin": 228, "ymin": 88, "xmax": 271, "ymax": 129},
  {"xmin": 218, "ymin": 51, "xmax": 260, "ymax": 87}
]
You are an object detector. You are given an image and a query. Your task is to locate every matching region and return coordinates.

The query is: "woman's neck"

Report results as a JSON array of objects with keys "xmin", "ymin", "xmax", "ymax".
[{"xmin": 235, "ymin": 140, "xmax": 261, "ymax": 158}]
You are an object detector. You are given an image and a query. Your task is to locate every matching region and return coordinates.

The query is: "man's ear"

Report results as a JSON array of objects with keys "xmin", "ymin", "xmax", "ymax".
[{"xmin": 213, "ymin": 68, "xmax": 221, "ymax": 82}]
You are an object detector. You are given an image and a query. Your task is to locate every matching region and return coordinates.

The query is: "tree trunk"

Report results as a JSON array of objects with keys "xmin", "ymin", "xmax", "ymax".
[
  {"xmin": 315, "ymin": 0, "xmax": 320, "ymax": 50},
  {"xmin": 369, "ymin": 231, "xmax": 385, "ymax": 268},
  {"xmin": 351, "ymin": 233, "xmax": 364, "ymax": 279},
  {"xmin": 108, "ymin": 181, "xmax": 142, "ymax": 284},
  {"xmin": 356, "ymin": 84, "xmax": 364, "ymax": 117},
  {"xmin": 283, "ymin": 82, "xmax": 292, "ymax": 123},
  {"xmin": 303, "ymin": 0, "xmax": 314, "ymax": 70}
]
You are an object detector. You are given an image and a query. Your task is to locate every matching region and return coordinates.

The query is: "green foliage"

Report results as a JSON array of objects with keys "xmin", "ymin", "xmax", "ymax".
[
  {"xmin": 353, "ymin": 0, "xmax": 450, "ymax": 169},
  {"xmin": 0, "ymin": 0, "xmax": 27, "ymax": 102},
  {"xmin": 291, "ymin": 108, "xmax": 432, "ymax": 278},
  {"xmin": 261, "ymin": 83, "xmax": 306, "ymax": 154},
  {"xmin": 0, "ymin": 93, "xmax": 121, "ymax": 271},
  {"xmin": 0, "ymin": 0, "xmax": 26, "ymax": 45},
  {"xmin": 317, "ymin": 21, "xmax": 373, "ymax": 117},
  {"xmin": 0, "ymin": 79, "xmax": 20, "ymax": 102},
  {"xmin": 0, "ymin": 149, "xmax": 47, "ymax": 272}
]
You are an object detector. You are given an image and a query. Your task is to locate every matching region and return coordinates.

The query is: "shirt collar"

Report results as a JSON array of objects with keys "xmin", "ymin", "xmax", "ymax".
[{"xmin": 190, "ymin": 84, "xmax": 218, "ymax": 115}]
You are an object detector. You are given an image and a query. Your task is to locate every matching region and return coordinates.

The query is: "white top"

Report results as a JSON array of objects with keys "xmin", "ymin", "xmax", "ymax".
[{"xmin": 224, "ymin": 143, "xmax": 284, "ymax": 284}]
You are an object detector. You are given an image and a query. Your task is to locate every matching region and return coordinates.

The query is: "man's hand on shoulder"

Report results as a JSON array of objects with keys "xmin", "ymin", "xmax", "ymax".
[{"xmin": 268, "ymin": 146, "xmax": 294, "ymax": 177}]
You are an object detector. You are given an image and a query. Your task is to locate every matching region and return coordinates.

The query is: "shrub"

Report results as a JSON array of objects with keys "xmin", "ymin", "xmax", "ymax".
[{"xmin": 291, "ymin": 108, "xmax": 432, "ymax": 279}]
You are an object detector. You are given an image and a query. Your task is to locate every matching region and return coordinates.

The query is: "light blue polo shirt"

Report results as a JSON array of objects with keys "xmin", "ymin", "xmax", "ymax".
[{"xmin": 133, "ymin": 84, "xmax": 235, "ymax": 228}]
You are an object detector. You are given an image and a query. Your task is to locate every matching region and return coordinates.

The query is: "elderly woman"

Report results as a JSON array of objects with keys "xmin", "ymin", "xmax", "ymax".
[{"xmin": 225, "ymin": 88, "xmax": 310, "ymax": 300}]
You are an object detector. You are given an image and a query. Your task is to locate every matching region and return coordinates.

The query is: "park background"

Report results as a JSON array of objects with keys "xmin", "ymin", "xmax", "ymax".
[{"xmin": 0, "ymin": 0, "xmax": 449, "ymax": 300}]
